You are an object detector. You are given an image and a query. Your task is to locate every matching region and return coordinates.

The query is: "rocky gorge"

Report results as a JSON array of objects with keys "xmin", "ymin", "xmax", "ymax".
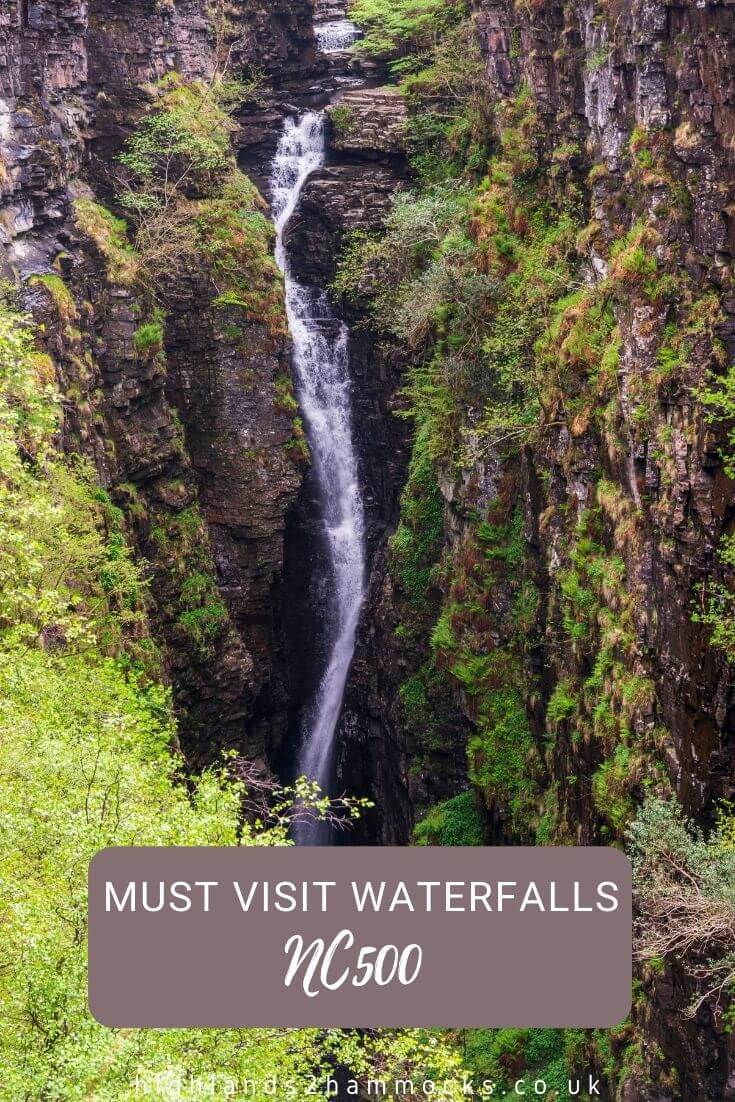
[{"xmin": 1, "ymin": 0, "xmax": 735, "ymax": 1097}]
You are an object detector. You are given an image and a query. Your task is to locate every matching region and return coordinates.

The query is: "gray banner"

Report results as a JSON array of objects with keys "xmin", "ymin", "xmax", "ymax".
[{"xmin": 88, "ymin": 846, "xmax": 631, "ymax": 1028}]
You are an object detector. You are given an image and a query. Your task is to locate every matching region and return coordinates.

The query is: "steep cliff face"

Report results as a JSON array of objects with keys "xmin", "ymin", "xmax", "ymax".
[
  {"xmin": 343, "ymin": 0, "xmax": 735, "ymax": 847},
  {"xmin": 0, "ymin": 0, "xmax": 311, "ymax": 762},
  {"xmin": 467, "ymin": 0, "xmax": 735, "ymax": 829},
  {"xmin": 334, "ymin": 0, "xmax": 735, "ymax": 1092}
]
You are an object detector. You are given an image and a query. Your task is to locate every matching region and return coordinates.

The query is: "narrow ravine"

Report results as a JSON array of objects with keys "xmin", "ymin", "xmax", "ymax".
[{"xmin": 270, "ymin": 103, "xmax": 366, "ymax": 843}]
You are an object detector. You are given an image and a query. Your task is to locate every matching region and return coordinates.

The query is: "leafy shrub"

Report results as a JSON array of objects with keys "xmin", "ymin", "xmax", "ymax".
[
  {"xmin": 349, "ymin": 0, "xmax": 468, "ymax": 74},
  {"xmin": 0, "ymin": 304, "xmax": 466, "ymax": 1095},
  {"xmin": 103, "ymin": 76, "xmax": 285, "ymax": 332},
  {"xmin": 118, "ymin": 73, "xmax": 237, "ymax": 198},
  {"xmin": 0, "ymin": 307, "xmax": 145, "ymax": 654},
  {"xmin": 400, "ymin": 19, "xmax": 492, "ymax": 182},
  {"xmin": 628, "ymin": 798, "xmax": 735, "ymax": 1015},
  {"xmin": 461, "ymin": 1028, "xmax": 592, "ymax": 1098},
  {"xmin": 414, "ymin": 791, "xmax": 484, "ymax": 845},
  {"xmin": 329, "ymin": 104, "xmax": 357, "ymax": 135}
]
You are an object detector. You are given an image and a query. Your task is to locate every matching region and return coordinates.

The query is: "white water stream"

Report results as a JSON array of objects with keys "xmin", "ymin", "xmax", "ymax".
[
  {"xmin": 269, "ymin": 113, "xmax": 366, "ymax": 840},
  {"xmin": 315, "ymin": 18, "xmax": 361, "ymax": 53}
]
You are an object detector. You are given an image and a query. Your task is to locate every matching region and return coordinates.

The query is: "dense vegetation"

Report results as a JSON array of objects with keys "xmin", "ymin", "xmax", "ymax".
[
  {"xmin": 342, "ymin": 0, "xmax": 735, "ymax": 1089},
  {"xmin": 0, "ymin": 300, "xmax": 466, "ymax": 1095},
  {"xmin": 0, "ymin": 56, "xmax": 460, "ymax": 1096},
  {"xmin": 3, "ymin": 0, "xmax": 733, "ymax": 1094}
]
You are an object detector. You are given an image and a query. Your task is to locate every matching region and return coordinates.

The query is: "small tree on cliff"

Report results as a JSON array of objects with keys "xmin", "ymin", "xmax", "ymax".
[{"xmin": 628, "ymin": 797, "xmax": 735, "ymax": 1015}]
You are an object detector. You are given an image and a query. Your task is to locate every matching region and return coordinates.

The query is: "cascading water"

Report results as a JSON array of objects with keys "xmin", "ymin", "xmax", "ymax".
[
  {"xmin": 315, "ymin": 19, "xmax": 361, "ymax": 53},
  {"xmin": 270, "ymin": 113, "xmax": 366, "ymax": 843}
]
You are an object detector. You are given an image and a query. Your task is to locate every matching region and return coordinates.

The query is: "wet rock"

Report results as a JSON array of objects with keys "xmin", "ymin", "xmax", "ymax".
[
  {"xmin": 327, "ymin": 86, "xmax": 407, "ymax": 160},
  {"xmin": 284, "ymin": 163, "xmax": 403, "ymax": 284}
]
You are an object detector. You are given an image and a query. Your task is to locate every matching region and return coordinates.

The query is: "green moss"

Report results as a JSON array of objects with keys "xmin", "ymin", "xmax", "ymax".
[
  {"xmin": 468, "ymin": 683, "xmax": 536, "ymax": 833},
  {"xmin": 388, "ymin": 422, "xmax": 444, "ymax": 610},
  {"xmin": 133, "ymin": 309, "xmax": 165, "ymax": 359},
  {"xmin": 586, "ymin": 45, "xmax": 611, "ymax": 72},
  {"xmin": 196, "ymin": 172, "xmax": 285, "ymax": 335},
  {"xmin": 477, "ymin": 510, "xmax": 525, "ymax": 567},
  {"xmin": 592, "ymin": 745, "xmax": 636, "ymax": 832},
  {"xmin": 149, "ymin": 505, "xmax": 230, "ymax": 659},
  {"xmin": 546, "ymin": 679, "xmax": 578, "ymax": 727},
  {"xmin": 329, "ymin": 105, "xmax": 357, "ymax": 136},
  {"xmin": 274, "ymin": 373, "xmax": 299, "ymax": 417},
  {"xmin": 74, "ymin": 199, "xmax": 140, "ymax": 286},
  {"xmin": 287, "ymin": 417, "xmax": 311, "ymax": 464},
  {"xmin": 414, "ymin": 791, "xmax": 484, "ymax": 846},
  {"xmin": 399, "ymin": 660, "xmax": 460, "ymax": 771},
  {"xmin": 28, "ymin": 274, "xmax": 77, "ymax": 323},
  {"xmin": 177, "ymin": 601, "xmax": 229, "ymax": 650}
]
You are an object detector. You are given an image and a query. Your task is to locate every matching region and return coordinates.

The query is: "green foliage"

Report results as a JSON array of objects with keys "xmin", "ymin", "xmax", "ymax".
[
  {"xmin": 274, "ymin": 372, "xmax": 299, "ymax": 416},
  {"xmin": 546, "ymin": 679, "xmax": 577, "ymax": 727},
  {"xmin": 177, "ymin": 571, "xmax": 229, "ymax": 651},
  {"xmin": 462, "ymin": 1028, "xmax": 595, "ymax": 1098},
  {"xmin": 700, "ymin": 345, "xmax": 735, "ymax": 481},
  {"xmin": 349, "ymin": 0, "xmax": 467, "ymax": 75},
  {"xmin": 628, "ymin": 798, "xmax": 735, "ymax": 1015},
  {"xmin": 150, "ymin": 505, "xmax": 230, "ymax": 659},
  {"xmin": 399, "ymin": 660, "xmax": 456, "ymax": 761},
  {"xmin": 29, "ymin": 273, "xmax": 78, "ymax": 323},
  {"xmin": 532, "ymin": 495, "xmax": 669, "ymax": 843},
  {"xmin": 414, "ymin": 791, "xmax": 484, "ymax": 846},
  {"xmin": 74, "ymin": 199, "xmax": 140, "ymax": 286},
  {"xmin": 196, "ymin": 173, "xmax": 285, "ymax": 333},
  {"xmin": 337, "ymin": 82, "xmax": 583, "ymax": 467},
  {"xmin": 118, "ymin": 74, "xmax": 237, "ymax": 198},
  {"xmin": 389, "ymin": 422, "xmax": 444, "ymax": 608},
  {"xmin": 109, "ymin": 76, "xmax": 285, "ymax": 331},
  {"xmin": 467, "ymin": 682, "xmax": 536, "ymax": 835},
  {"xmin": 133, "ymin": 308, "xmax": 166, "ymax": 359},
  {"xmin": 424, "ymin": 497, "xmax": 541, "ymax": 837},
  {"xmin": 592, "ymin": 744, "xmax": 635, "ymax": 832},
  {"xmin": 0, "ymin": 307, "xmax": 146, "ymax": 656},
  {"xmin": 329, "ymin": 104, "xmax": 357, "ymax": 135},
  {"xmin": 0, "ymin": 302, "xmax": 468, "ymax": 1095},
  {"xmin": 400, "ymin": 19, "xmax": 493, "ymax": 183},
  {"xmin": 586, "ymin": 45, "xmax": 611, "ymax": 72},
  {"xmin": 287, "ymin": 415, "xmax": 311, "ymax": 463},
  {"xmin": 693, "ymin": 535, "xmax": 735, "ymax": 662}
]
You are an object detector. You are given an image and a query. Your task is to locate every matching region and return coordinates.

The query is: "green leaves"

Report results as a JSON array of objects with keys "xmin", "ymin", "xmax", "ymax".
[
  {"xmin": 350, "ymin": 0, "xmax": 468, "ymax": 74},
  {"xmin": 0, "ymin": 307, "xmax": 470, "ymax": 1094},
  {"xmin": 118, "ymin": 76, "xmax": 235, "ymax": 198},
  {"xmin": 627, "ymin": 797, "xmax": 735, "ymax": 1013}
]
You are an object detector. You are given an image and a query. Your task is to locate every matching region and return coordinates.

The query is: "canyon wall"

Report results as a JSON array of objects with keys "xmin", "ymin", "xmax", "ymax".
[
  {"xmin": 332, "ymin": 0, "xmax": 735, "ymax": 1093},
  {"xmin": 0, "ymin": 0, "xmax": 313, "ymax": 762}
]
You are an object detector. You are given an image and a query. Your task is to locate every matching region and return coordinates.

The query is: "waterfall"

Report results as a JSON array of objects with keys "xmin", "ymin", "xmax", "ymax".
[
  {"xmin": 270, "ymin": 113, "xmax": 366, "ymax": 843},
  {"xmin": 315, "ymin": 19, "xmax": 361, "ymax": 53}
]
